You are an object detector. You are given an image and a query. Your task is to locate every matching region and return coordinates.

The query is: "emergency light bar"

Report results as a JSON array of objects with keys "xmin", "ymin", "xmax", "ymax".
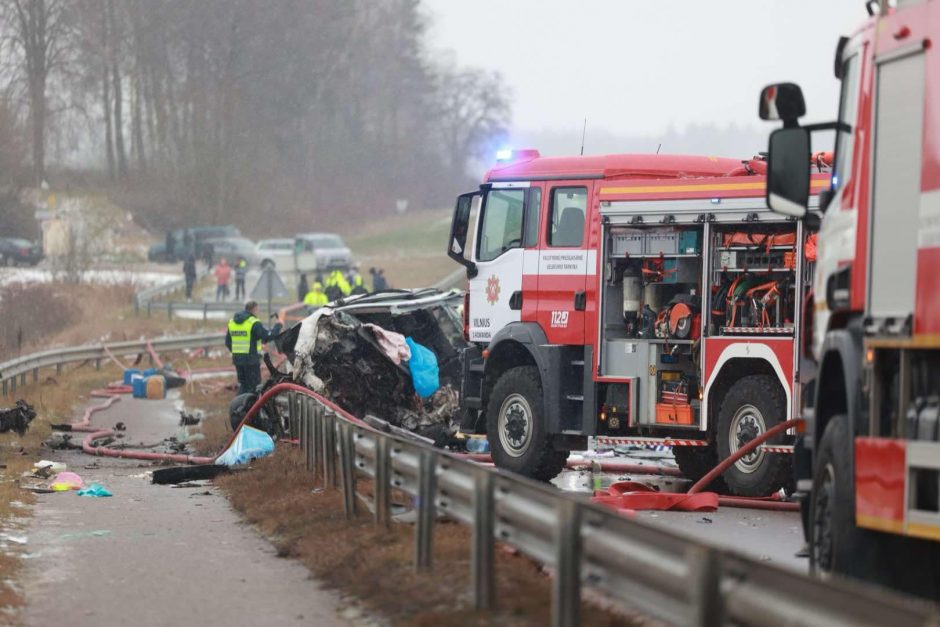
[{"xmin": 494, "ymin": 148, "xmax": 541, "ymax": 163}]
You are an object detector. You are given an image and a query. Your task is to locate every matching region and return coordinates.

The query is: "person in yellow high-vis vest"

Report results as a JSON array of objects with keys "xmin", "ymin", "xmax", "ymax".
[
  {"xmin": 225, "ymin": 301, "xmax": 282, "ymax": 394},
  {"xmin": 303, "ymin": 281, "xmax": 328, "ymax": 307}
]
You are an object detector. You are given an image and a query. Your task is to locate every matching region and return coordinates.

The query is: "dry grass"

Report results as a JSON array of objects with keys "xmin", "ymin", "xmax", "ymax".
[{"xmin": 213, "ymin": 448, "xmax": 637, "ymax": 626}]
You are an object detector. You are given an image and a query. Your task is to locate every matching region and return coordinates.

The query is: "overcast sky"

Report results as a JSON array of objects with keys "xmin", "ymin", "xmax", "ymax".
[{"xmin": 425, "ymin": 0, "xmax": 865, "ymax": 157}]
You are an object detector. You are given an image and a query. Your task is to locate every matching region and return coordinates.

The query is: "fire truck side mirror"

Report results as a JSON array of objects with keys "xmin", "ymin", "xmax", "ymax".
[
  {"xmin": 759, "ymin": 83, "xmax": 806, "ymax": 123},
  {"xmin": 766, "ymin": 127, "xmax": 811, "ymax": 218},
  {"xmin": 448, "ymin": 191, "xmax": 478, "ymax": 276}
]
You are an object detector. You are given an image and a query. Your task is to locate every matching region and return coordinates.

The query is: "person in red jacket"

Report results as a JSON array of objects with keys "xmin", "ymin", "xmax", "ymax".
[{"xmin": 214, "ymin": 258, "xmax": 232, "ymax": 301}]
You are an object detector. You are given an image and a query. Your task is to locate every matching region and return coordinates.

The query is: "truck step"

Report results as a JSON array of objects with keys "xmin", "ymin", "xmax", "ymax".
[
  {"xmin": 566, "ymin": 395, "xmax": 584, "ymax": 402},
  {"xmin": 570, "ymin": 360, "xmax": 585, "ymax": 367},
  {"xmin": 469, "ymin": 363, "xmax": 485, "ymax": 374}
]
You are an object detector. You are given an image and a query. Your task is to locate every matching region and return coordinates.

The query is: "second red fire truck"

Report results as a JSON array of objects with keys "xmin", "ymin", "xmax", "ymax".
[
  {"xmin": 448, "ymin": 150, "xmax": 828, "ymax": 496},
  {"xmin": 759, "ymin": 0, "xmax": 940, "ymax": 598}
]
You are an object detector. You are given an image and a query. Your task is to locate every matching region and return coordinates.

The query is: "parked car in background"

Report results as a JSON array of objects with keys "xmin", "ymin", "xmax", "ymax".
[
  {"xmin": 148, "ymin": 225, "xmax": 243, "ymax": 263},
  {"xmin": 294, "ymin": 232, "xmax": 353, "ymax": 272},
  {"xmin": 0, "ymin": 237, "xmax": 43, "ymax": 266},
  {"xmin": 255, "ymin": 238, "xmax": 296, "ymax": 269},
  {"xmin": 203, "ymin": 236, "xmax": 260, "ymax": 266}
]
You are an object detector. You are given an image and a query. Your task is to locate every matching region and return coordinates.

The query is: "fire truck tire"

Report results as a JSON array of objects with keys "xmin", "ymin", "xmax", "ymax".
[
  {"xmin": 673, "ymin": 445, "xmax": 728, "ymax": 492},
  {"xmin": 809, "ymin": 414, "xmax": 873, "ymax": 578},
  {"xmin": 716, "ymin": 374, "xmax": 790, "ymax": 497},
  {"xmin": 486, "ymin": 366, "xmax": 568, "ymax": 482}
]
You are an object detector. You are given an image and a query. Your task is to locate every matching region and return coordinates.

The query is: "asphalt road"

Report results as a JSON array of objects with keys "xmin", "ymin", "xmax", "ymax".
[
  {"xmin": 18, "ymin": 394, "xmax": 358, "ymax": 627},
  {"xmin": 556, "ymin": 453, "xmax": 807, "ymax": 573}
]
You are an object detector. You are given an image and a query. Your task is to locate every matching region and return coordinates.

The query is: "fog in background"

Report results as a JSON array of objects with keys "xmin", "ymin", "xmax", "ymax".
[{"xmin": 426, "ymin": 0, "xmax": 864, "ymax": 160}]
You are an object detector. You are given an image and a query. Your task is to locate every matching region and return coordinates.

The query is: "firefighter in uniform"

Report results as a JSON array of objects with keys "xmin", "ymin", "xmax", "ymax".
[
  {"xmin": 303, "ymin": 281, "xmax": 329, "ymax": 307},
  {"xmin": 225, "ymin": 301, "xmax": 282, "ymax": 394}
]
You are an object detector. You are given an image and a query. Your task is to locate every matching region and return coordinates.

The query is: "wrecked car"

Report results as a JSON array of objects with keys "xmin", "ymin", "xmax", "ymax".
[
  {"xmin": 0, "ymin": 400, "xmax": 36, "ymax": 436},
  {"xmin": 277, "ymin": 289, "xmax": 468, "ymax": 446}
]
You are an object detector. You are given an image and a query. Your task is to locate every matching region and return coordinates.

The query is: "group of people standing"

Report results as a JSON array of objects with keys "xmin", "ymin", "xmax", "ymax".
[
  {"xmin": 299, "ymin": 266, "xmax": 388, "ymax": 307},
  {"xmin": 181, "ymin": 255, "xmax": 248, "ymax": 302}
]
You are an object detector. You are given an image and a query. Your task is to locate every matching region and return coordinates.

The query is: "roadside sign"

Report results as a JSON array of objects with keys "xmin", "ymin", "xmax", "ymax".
[{"xmin": 250, "ymin": 267, "xmax": 290, "ymax": 317}]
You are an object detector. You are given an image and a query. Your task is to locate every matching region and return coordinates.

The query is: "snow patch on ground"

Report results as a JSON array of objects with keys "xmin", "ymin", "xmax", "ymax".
[{"xmin": 0, "ymin": 268, "xmax": 178, "ymax": 289}]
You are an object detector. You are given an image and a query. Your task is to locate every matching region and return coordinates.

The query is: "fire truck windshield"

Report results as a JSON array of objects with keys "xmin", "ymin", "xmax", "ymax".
[
  {"xmin": 832, "ymin": 54, "xmax": 860, "ymax": 191},
  {"xmin": 476, "ymin": 188, "xmax": 525, "ymax": 261}
]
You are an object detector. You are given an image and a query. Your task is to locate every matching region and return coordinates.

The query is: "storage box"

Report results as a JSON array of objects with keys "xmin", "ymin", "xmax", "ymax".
[
  {"xmin": 123, "ymin": 369, "xmax": 142, "ymax": 385},
  {"xmin": 678, "ymin": 230, "xmax": 700, "ymax": 254},
  {"xmin": 611, "ymin": 230, "xmax": 645, "ymax": 256},
  {"xmin": 645, "ymin": 230, "xmax": 679, "ymax": 256},
  {"xmin": 655, "ymin": 402, "xmax": 694, "ymax": 425}
]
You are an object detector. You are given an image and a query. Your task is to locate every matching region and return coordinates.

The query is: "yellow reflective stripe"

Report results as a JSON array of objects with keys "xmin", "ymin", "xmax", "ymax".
[{"xmin": 599, "ymin": 179, "xmax": 829, "ymax": 196}]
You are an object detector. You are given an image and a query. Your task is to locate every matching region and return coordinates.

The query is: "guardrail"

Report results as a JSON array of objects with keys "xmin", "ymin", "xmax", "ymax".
[
  {"xmin": 284, "ymin": 391, "xmax": 940, "ymax": 627},
  {"xmin": 133, "ymin": 268, "xmax": 209, "ymax": 312},
  {"xmin": 0, "ymin": 332, "xmax": 224, "ymax": 396},
  {"xmin": 133, "ymin": 266, "xmax": 467, "ymax": 321}
]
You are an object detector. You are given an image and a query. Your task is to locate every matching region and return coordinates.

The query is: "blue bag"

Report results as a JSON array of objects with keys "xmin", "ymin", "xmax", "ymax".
[
  {"xmin": 215, "ymin": 425, "xmax": 275, "ymax": 466},
  {"xmin": 405, "ymin": 337, "xmax": 439, "ymax": 399}
]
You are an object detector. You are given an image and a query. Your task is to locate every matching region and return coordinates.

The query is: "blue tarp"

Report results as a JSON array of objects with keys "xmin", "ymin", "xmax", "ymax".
[
  {"xmin": 405, "ymin": 337, "xmax": 439, "ymax": 399},
  {"xmin": 215, "ymin": 425, "xmax": 275, "ymax": 466}
]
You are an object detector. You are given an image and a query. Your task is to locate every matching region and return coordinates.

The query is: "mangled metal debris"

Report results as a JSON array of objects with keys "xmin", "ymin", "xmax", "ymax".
[
  {"xmin": 0, "ymin": 400, "xmax": 36, "ymax": 435},
  {"xmin": 282, "ymin": 291, "xmax": 467, "ymax": 447}
]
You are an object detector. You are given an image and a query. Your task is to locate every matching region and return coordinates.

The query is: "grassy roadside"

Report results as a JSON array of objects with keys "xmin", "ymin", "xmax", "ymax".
[{"xmin": 343, "ymin": 208, "xmax": 454, "ymax": 289}]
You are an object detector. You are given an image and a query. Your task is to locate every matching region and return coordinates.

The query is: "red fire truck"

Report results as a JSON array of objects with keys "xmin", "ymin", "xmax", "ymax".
[
  {"xmin": 447, "ymin": 150, "xmax": 828, "ymax": 496},
  {"xmin": 758, "ymin": 0, "xmax": 940, "ymax": 597}
]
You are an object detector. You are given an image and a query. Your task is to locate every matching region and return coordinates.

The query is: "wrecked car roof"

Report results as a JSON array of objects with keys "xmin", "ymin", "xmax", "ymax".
[{"xmin": 327, "ymin": 288, "xmax": 463, "ymax": 315}]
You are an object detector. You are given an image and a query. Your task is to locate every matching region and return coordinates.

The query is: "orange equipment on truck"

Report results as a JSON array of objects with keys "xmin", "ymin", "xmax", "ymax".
[
  {"xmin": 446, "ymin": 149, "xmax": 827, "ymax": 496},
  {"xmin": 759, "ymin": 0, "xmax": 940, "ymax": 599}
]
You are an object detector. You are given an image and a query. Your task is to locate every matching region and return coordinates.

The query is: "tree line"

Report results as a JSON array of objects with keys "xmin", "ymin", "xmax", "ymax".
[{"xmin": 0, "ymin": 0, "xmax": 510, "ymax": 235}]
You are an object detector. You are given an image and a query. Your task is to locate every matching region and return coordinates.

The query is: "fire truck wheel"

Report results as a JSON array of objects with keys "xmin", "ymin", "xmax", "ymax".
[
  {"xmin": 810, "ymin": 414, "xmax": 870, "ymax": 577},
  {"xmin": 716, "ymin": 374, "xmax": 790, "ymax": 497},
  {"xmin": 673, "ymin": 445, "xmax": 728, "ymax": 492},
  {"xmin": 486, "ymin": 366, "xmax": 568, "ymax": 481}
]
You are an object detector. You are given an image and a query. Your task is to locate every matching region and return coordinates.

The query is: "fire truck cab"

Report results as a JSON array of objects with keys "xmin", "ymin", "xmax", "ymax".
[
  {"xmin": 760, "ymin": 0, "xmax": 940, "ymax": 598},
  {"xmin": 448, "ymin": 151, "xmax": 826, "ymax": 496}
]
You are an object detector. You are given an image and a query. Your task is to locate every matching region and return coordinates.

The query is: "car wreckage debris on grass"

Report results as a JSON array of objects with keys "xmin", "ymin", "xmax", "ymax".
[{"xmin": 0, "ymin": 400, "xmax": 36, "ymax": 435}]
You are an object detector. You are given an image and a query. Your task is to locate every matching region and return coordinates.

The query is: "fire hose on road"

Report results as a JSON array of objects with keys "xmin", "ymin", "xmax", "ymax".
[{"xmin": 70, "ymin": 378, "xmax": 801, "ymax": 512}]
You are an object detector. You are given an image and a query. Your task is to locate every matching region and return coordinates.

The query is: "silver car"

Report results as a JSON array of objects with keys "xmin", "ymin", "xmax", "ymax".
[
  {"xmin": 294, "ymin": 232, "xmax": 353, "ymax": 271},
  {"xmin": 204, "ymin": 237, "xmax": 260, "ymax": 266}
]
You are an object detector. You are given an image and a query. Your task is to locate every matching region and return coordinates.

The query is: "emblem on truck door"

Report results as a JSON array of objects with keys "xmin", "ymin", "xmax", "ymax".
[{"xmin": 486, "ymin": 275, "xmax": 501, "ymax": 305}]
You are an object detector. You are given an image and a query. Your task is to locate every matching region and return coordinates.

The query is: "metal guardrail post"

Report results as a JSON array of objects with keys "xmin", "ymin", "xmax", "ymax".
[
  {"xmin": 32, "ymin": 368, "xmax": 38, "ymax": 383},
  {"xmin": 203, "ymin": 303, "xmax": 208, "ymax": 322},
  {"xmin": 168, "ymin": 302, "xmax": 173, "ymax": 321},
  {"xmin": 374, "ymin": 436, "xmax": 391, "ymax": 527},
  {"xmin": 552, "ymin": 499, "xmax": 582, "ymax": 627},
  {"xmin": 415, "ymin": 450, "xmax": 436, "ymax": 570},
  {"xmin": 309, "ymin": 401, "xmax": 317, "ymax": 473},
  {"xmin": 472, "ymin": 470, "xmax": 496, "ymax": 610},
  {"xmin": 19, "ymin": 373, "xmax": 25, "ymax": 386},
  {"xmin": 56, "ymin": 363, "xmax": 62, "ymax": 375},
  {"xmin": 147, "ymin": 300, "xmax": 152, "ymax": 317},
  {"xmin": 322, "ymin": 410, "xmax": 337, "ymax": 489},
  {"xmin": 339, "ymin": 422, "xmax": 357, "ymax": 519},
  {"xmin": 2, "ymin": 380, "xmax": 7, "ymax": 396},
  {"xmin": 300, "ymin": 397, "xmax": 310, "ymax": 472},
  {"xmin": 288, "ymin": 393, "xmax": 298, "ymax": 439},
  {"xmin": 10, "ymin": 377, "xmax": 16, "ymax": 393},
  {"xmin": 95, "ymin": 358, "xmax": 101, "ymax": 371},
  {"xmin": 687, "ymin": 545, "xmax": 722, "ymax": 627}
]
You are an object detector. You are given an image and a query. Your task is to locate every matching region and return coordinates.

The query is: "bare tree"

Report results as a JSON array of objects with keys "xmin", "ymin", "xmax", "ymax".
[{"xmin": 1, "ymin": 0, "xmax": 70, "ymax": 185}]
